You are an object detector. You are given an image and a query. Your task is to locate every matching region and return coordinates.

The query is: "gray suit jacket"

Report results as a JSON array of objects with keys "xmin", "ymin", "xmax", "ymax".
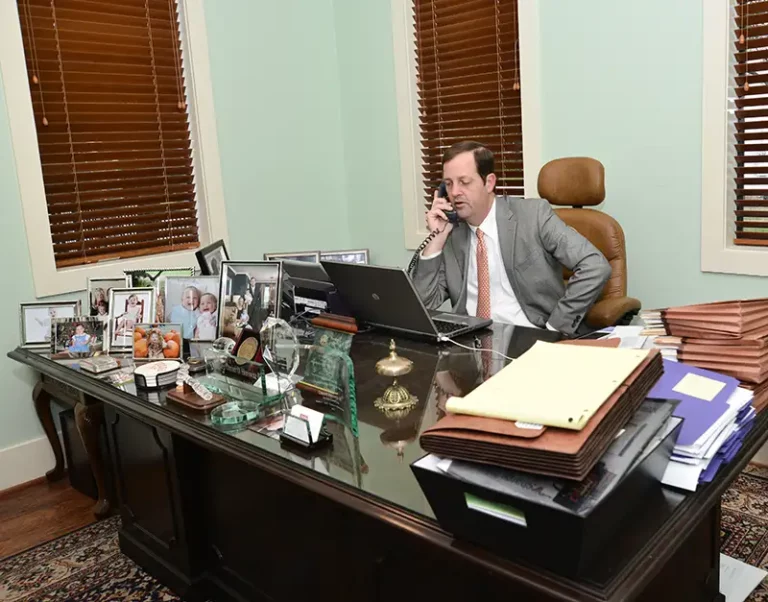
[{"xmin": 412, "ymin": 197, "xmax": 611, "ymax": 336}]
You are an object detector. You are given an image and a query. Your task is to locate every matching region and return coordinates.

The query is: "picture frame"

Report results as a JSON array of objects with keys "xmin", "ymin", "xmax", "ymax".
[
  {"xmin": 195, "ymin": 239, "xmax": 230, "ymax": 276},
  {"xmin": 263, "ymin": 251, "xmax": 320, "ymax": 263},
  {"xmin": 218, "ymin": 261, "xmax": 282, "ymax": 340},
  {"xmin": 107, "ymin": 287, "xmax": 155, "ymax": 352},
  {"xmin": 133, "ymin": 323, "xmax": 182, "ymax": 361},
  {"xmin": 51, "ymin": 316, "xmax": 105, "ymax": 357},
  {"xmin": 163, "ymin": 276, "xmax": 220, "ymax": 341},
  {"xmin": 87, "ymin": 277, "xmax": 126, "ymax": 323},
  {"xmin": 19, "ymin": 301, "xmax": 79, "ymax": 348},
  {"xmin": 123, "ymin": 267, "xmax": 195, "ymax": 322},
  {"xmin": 320, "ymin": 249, "xmax": 369, "ymax": 264}
]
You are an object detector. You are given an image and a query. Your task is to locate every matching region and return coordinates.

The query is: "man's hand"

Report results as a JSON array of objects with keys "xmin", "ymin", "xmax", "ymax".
[
  {"xmin": 421, "ymin": 190, "xmax": 454, "ymax": 257},
  {"xmin": 425, "ymin": 189, "xmax": 455, "ymax": 234}
]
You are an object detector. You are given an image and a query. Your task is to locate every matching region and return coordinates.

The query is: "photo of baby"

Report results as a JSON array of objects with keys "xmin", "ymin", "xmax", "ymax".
[
  {"xmin": 133, "ymin": 324, "xmax": 182, "ymax": 361},
  {"xmin": 108, "ymin": 288, "xmax": 155, "ymax": 351},
  {"xmin": 20, "ymin": 302, "xmax": 78, "ymax": 347},
  {"xmin": 51, "ymin": 317, "xmax": 104, "ymax": 357},
  {"xmin": 87, "ymin": 277, "xmax": 125, "ymax": 323},
  {"xmin": 163, "ymin": 276, "xmax": 219, "ymax": 341},
  {"xmin": 124, "ymin": 268, "xmax": 195, "ymax": 322}
]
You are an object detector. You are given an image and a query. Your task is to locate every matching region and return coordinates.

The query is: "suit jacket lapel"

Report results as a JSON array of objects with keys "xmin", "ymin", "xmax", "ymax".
[{"xmin": 497, "ymin": 197, "xmax": 518, "ymax": 280}]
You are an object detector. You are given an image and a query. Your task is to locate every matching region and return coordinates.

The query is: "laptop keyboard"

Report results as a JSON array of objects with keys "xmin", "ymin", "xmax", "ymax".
[{"xmin": 433, "ymin": 319, "xmax": 463, "ymax": 335}]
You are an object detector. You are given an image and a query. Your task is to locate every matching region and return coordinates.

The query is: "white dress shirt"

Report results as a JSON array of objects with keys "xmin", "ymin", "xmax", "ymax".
[
  {"xmin": 465, "ymin": 202, "xmax": 536, "ymax": 327},
  {"xmin": 422, "ymin": 200, "xmax": 557, "ymax": 330}
]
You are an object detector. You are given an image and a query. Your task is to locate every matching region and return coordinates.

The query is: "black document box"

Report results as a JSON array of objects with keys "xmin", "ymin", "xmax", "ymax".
[{"xmin": 411, "ymin": 420, "xmax": 682, "ymax": 577}]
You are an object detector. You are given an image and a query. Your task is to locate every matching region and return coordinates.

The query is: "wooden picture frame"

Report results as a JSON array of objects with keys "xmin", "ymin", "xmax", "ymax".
[{"xmin": 196, "ymin": 239, "xmax": 230, "ymax": 275}]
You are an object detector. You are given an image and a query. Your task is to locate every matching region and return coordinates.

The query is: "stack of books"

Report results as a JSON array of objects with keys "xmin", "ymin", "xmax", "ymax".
[
  {"xmin": 650, "ymin": 360, "xmax": 756, "ymax": 491},
  {"xmin": 646, "ymin": 299, "xmax": 768, "ymax": 412}
]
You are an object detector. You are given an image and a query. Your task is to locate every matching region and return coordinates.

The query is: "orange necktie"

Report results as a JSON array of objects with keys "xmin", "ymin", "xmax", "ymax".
[
  {"xmin": 476, "ymin": 229, "xmax": 492, "ymax": 379},
  {"xmin": 476, "ymin": 228, "xmax": 491, "ymax": 319}
]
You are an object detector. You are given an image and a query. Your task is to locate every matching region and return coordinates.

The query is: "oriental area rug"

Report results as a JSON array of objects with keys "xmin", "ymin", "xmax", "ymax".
[{"xmin": 3, "ymin": 465, "xmax": 768, "ymax": 601}]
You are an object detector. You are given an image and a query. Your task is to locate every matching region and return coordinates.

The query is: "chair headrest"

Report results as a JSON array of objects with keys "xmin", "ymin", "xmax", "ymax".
[{"xmin": 537, "ymin": 157, "xmax": 605, "ymax": 207}]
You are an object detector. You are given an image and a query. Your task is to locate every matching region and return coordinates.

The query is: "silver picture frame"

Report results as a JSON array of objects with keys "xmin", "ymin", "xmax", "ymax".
[
  {"xmin": 320, "ymin": 249, "xmax": 369, "ymax": 264},
  {"xmin": 19, "ymin": 300, "xmax": 80, "ymax": 349},
  {"xmin": 106, "ymin": 287, "xmax": 156, "ymax": 353},
  {"xmin": 263, "ymin": 251, "xmax": 320, "ymax": 263}
]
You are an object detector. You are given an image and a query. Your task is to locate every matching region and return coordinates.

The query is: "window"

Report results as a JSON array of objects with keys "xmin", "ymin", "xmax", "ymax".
[
  {"xmin": 702, "ymin": 0, "xmax": 768, "ymax": 275},
  {"xmin": 0, "ymin": 0, "xmax": 227, "ymax": 296},
  {"xmin": 732, "ymin": 0, "xmax": 768, "ymax": 247},
  {"xmin": 391, "ymin": 0, "xmax": 541, "ymax": 249}
]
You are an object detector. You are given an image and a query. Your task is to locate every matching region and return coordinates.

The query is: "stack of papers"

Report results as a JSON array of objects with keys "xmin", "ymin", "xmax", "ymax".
[
  {"xmin": 639, "ymin": 309, "xmax": 666, "ymax": 336},
  {"xmin": 650, "ymin": 361, "xmax": 756, "ymax": 491}
]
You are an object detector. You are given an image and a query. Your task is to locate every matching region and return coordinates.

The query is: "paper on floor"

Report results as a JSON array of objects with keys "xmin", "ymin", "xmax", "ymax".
[{"xmin": 720, "ymin": 553, "xmax": 767, "ymax": 601}]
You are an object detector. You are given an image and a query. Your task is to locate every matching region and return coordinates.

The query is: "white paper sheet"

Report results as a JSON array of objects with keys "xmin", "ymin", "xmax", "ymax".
[{"xmin": 720, "ymin": 553, "xmax": 767, "ymax": 601}]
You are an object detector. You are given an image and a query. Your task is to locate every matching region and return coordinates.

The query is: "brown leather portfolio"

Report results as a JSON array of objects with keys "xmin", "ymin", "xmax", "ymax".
[
  {"xmin": 420, "ymin": 349, "xmax": 662, "ymax": 481},
  {"xmin": 661, "ymin": 298, "xmax": 768, "ymax": 338}
]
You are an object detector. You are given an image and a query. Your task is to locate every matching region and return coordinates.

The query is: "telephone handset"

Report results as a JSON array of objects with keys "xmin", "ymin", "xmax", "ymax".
[
  {"xmin": 438, "ymin": 181, "xmax": 461, "ymax": 225},
  {"xmin": 406, "ymin": 182, "xmax": 461, "ymax": 275}
]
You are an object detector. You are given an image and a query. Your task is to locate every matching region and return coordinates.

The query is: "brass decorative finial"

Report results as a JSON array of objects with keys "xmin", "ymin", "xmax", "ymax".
[{"xmin": 375, "ymin": 339, "xmax": 413, "ymax": 377}]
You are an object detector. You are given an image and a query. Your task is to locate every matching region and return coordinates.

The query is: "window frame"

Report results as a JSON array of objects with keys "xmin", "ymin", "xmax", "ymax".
[
  {"xmin": 0, "ymin": 0, "xmax": 229, "ymax": 297},
  {"xmin": 701, "ymin": 0, "xmax": 768, "ymax": 276},
  {"xmin": 390, "ymin": 0, "xmax": 542, "ymax": 250}
]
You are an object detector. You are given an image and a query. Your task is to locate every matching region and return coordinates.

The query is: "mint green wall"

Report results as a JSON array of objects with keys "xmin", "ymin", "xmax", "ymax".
[
  {"xmin": 333, "ymin": 0, "xmax": 411, "ymax": 268},
  {"xmin": 538, "ymin": 0, "xmax": 767, "ymax": 308},
  {"xmin": 0, "ymin": 69, "xmax": 46, "ymax": 452},
  {"xmin": 202, "ymin": 0, "xmax": 351, "ymax": 259}
]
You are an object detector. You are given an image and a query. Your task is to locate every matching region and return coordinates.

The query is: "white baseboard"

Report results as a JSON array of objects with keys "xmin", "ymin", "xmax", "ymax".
[{"xmin": 0, "ymin": 434, "xmax": 62, "ymax": 491}]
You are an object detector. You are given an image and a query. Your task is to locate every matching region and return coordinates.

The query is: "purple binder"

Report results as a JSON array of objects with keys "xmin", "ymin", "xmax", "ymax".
[{"xmin": 648, "ymin": 360, "xmax": 739, "ymax": 447}]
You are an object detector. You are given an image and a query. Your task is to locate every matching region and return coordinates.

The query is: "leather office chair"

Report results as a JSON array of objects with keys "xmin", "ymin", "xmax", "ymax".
[{"xmin": 537, "ymin": 157, "xmax": 641, "ymax": 328}]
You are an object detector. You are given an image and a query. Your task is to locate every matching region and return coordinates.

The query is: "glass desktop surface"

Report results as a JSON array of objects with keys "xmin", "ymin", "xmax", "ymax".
[
  {"xmin": 36, "ymin": 323, "xmax": 556, "ymax": 520},
  {"xmin": 19, "ymin": 322, "xmax": 724, "ymax": 587}
]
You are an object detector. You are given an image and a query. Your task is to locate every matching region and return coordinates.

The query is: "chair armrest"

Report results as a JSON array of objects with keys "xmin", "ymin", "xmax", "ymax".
[{"xmin": 586, "ymin": 297, "xmax": 642, "ymax": 328}]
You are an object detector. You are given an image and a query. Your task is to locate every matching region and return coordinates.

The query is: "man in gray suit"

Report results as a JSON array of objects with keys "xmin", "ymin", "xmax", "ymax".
[{"xmin": 412, "ymin": 141, "xmax": 610, "ymax": 337}]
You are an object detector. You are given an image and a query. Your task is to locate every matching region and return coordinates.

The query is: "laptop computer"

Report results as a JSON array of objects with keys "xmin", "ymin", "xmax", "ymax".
[{"xmin": 320, "ymin": 261, "xmax": 492, "ymax": 341}]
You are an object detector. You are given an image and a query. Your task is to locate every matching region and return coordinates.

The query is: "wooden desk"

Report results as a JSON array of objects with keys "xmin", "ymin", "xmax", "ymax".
[
  {"xmin": 29, "ymin": 370, "xmax": 111, "ymax": 518},
  {"xmin": 9, "ymin": 326, "xmax": 761, "ymax": 602}
]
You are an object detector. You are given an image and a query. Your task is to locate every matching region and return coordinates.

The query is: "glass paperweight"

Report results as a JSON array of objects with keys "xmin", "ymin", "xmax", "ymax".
[
  {"xmin": 210, "ymin": 400, "xmax": 262, "ymax": 432},
  {"xmin": 199, "ymin": 347, "xmax": 283, "ymax": 419},
  {"xmin": 259, "ymin": 317, "xmax": 301, "ymax": 409}
]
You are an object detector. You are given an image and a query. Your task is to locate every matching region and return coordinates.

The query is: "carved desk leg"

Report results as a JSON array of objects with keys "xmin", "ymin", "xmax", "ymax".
[
  {"xmin": 75, "ymin": 401, "xmax": 111, "ymax": 519},
  {"xmin": 32, "ymin": 380, "xmax": 66, "ymax": 482}
]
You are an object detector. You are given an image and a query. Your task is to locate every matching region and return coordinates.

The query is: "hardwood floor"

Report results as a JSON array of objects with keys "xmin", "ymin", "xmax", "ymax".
[{"xmin": 0, "ymin": 478, "xmax": 96, "ymax": 560}]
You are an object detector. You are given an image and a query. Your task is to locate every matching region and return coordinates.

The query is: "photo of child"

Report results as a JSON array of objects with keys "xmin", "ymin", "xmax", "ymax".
[
  {"xmin": 21, "ymin": 303, "xmax": 78, "ymax": 347},
  {"xmin": 124, "ymin": 268, "xmax": 195, "ymax": 322},
  {"xmin": 196, "ymin": 293, "xmax": 218, "ymax": 340},
  {"xmin": 116, "ymin": 294, "xmax": 143, "ymax": 336},
  {"xmin": 51, "ymin": 317, "xmax": 104, "ymax": 357},
  {"xmin": 164, "ymin": 276, "xmax": 219, "ymax": 341},
  {"xmin": 133, "ymin": 324, "xmax": 182, "ymax": 361},
  {"xmin": 108, "ymin": 288, "xmax": 155, "ymax": 351},
  {"xmin": 87, "ymin": 278, "xmax": 126, "ymax": 319}
]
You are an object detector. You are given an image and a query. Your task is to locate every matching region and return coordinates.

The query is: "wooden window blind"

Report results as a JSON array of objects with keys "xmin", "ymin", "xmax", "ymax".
[
  {"xmin": 413, "ymin": 0, "xmax": 523, "ymax": 204},
  {"xmin": 16, "ymin": 0, "xmax": 199, "ymax": 268},
  {"xmin": 733, "ymin": 0, "xmax": 768, "ymax": 247}
]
